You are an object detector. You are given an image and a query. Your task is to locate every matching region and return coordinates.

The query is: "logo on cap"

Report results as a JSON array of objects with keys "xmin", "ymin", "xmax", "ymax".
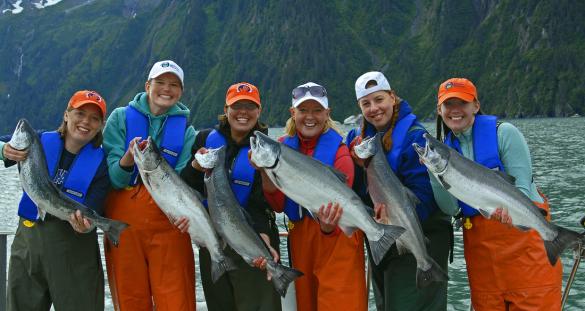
[{"xmin": 445, "ymin": 82, "xmax": 454, "ymax": 89}]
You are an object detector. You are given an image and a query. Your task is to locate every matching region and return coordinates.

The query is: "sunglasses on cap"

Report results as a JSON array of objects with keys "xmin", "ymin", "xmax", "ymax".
[
  {"xmin": 292, "ymin": 85, "xmax": 327, "ymax": 99},
  {"xmin": 236, "ymin": 83, "xmax": 254, "ymax": 93}
]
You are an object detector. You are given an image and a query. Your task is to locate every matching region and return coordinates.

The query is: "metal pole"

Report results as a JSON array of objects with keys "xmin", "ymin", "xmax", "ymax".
[
  {"xmin": 561, "ymin": 244, "xmax": 584, "ymax": 309},
  {"xmin": 1, "ymin": 232, "xmax": 7, "ymax": 311}
]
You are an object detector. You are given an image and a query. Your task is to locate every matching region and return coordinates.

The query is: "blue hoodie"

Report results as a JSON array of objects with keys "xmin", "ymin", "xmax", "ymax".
[{"xmin": 103, "ymin": 92, "xmax": 195, "ymax": 189}]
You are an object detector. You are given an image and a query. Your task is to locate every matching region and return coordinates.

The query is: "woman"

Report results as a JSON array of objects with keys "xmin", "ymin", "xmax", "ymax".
[
  {"xmin": 259, "ymin": 82, "xmax": 368, "ymax": 311},
  {"xmin": 180, "ymin": 82, "xmax": 281, "ymax": 311},
  {"xmin": 346, "ymin": 71, "xmax": 450, "ymax": 310},
  {"xmin": 433, "ymin": 77, "xmax": 562, "ymax": 310},
  {"xmin": 102, "ymin": 60, "xmax": 197, "ymax": 310},
  {"xmin": 1, "ymin": 90, "xmax": 110, "ymax": 311}
]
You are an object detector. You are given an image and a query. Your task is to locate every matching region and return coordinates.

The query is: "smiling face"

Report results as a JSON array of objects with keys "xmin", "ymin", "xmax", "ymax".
[
  {"xmin": 291, "ymin": 100, "xmax": 330, "ymax": 139},
  {"xmin": 63, "ymin": 104, "xmax": 103, "ymax": 152},
  {"xmin": 145, "ymin": 72, "xmax": 183, "ymax": 115},
  {"xmin": 225, "ymin": 100, "xmax": 261, "ymax": 141},
  {"xmin": 438, "ymin": 97, "xmax": 480, "ymax": 134},
  {"xmin": 358, "ymin": 90, "xmax": 397, "ymax": 131}
]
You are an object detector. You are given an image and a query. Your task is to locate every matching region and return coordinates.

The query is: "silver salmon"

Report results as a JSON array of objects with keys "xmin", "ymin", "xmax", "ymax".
[
  {"xmin": 249, "ymin": 131, "xmax": 406, "ymax": 265},
  {"xmin": 202, "ymin": 146, "xmax": 303, "ymax": 297},
  {"xmin": 354, "ymin": 134, "xmax": 448, "ymax": 287},
  {"xmin": 413, "ymin": 133, "xmax": 584, "ymax": 265},
  {"xmin": 8, "ymin": 119, "xmax": 128, "ymax": 246},
  {"xmin": 132, "ymin": 137, "xmax": 237, "ymax": 282}
]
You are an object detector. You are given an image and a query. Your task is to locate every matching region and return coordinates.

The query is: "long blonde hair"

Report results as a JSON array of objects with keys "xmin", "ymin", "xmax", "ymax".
[{"xmin": 56, "ymin": 108, "xmax": 104, "ymax": 147}]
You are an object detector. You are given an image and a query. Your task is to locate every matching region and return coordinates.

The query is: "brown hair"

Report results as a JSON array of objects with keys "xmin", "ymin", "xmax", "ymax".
[
  {"xmin": 359, "ymin": 89, "xmax": 401, "ymax": 152},
  {"xmin": 57, "ymin": 107, "xmax": 104, "ymax": 147}
]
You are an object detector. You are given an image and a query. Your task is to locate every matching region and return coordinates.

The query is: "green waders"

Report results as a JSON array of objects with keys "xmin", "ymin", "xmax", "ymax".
[
  {"xmin": 199, "ymin": 228, "xmax": 282, "ymax": 311},
  {"xmin": 7, "ymin": 216, "xmax": 104, "ymax": 311},
  {"xmin": 369, "ymin": 210, "xmax": 451, "ymax": 311}
]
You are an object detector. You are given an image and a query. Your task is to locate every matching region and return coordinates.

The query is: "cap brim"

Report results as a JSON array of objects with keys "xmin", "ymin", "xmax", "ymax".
[
  {"xmin": 149, "ymin": 70, "xmax": 184, "ymax": 88},
  {"xmin": 293, "ymin": 96, "xmax": 328, "ymax": 109},
  {"xmin": 438, "ymin": 92, "xmax": 475, "ymax": 105},
  {"xmin": 70, "ymin": 101, "xmax": 106, "ymax": 118},
  {"xmin": 226, "ymin": 94, "xmax": 261, "ymax": 107}
]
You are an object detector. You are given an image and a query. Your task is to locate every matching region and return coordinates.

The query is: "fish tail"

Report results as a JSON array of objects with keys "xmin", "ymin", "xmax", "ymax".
[
  {"xmin": 543, "ymin": 225, "xmax": 583, "ymax": 265},
  {"xmin": 368, "ymin": 224, "xmax": 406, "ymax": 265},
  {"xmin": 211, "ymin": 255, "xmax": 238, "ymax": 283},
  {"xmin": 104, "ymin": 220, "xmax": 130, "ymax": 247},
  {"xmin": 269, "ymin": 263, "xmax": 303, "ymax": 297},
  {"xmin": 416, "ymin": 259, "xmax": 449, "ymax": 289}
]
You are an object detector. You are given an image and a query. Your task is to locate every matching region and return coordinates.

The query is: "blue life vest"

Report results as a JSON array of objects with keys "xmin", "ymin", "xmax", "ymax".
[
  {"xmin": 205, "ymin": 130, "xmax": 255, "ymax": 208},
  {"xmin": 445, "ymin": 115, "xmax": 504, "ymax": 217},
  {"xmin": 18, "ymin": 132, "xmax": 104, "ymax": 221},
  {"xmin": 283, "ymin": 129, "xmax": 343, "ymax": 221},
  {"xmin": 125, "ymin": 106, "xmax": 187, "ymax": 185}
]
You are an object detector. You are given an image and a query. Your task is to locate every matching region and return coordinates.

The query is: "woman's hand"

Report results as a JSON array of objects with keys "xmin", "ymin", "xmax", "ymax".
[
  {"xmin": 317, "ymin": 202, "xmax": 343, "ymax": 234},
  {"xmin": 374, "ymin": 203, "xmax": 390, "ymax": 225},
  {"xmin": 68, "ymin": 210, "xmax": 93, "ymax": 233},
  {"xmin": 173, "ymin": 216, "xmax": 190, "ymax": 233},
  {"xmin": 3, "ymin": 143, "xmax": 28, "ymax": 162},
  {"xmin": 191, "ymin": 147, "xmax": 208, "ymax": 172},
  {"xmin": 119, "ymin": 137, "xmax": 142, "ymax": 168},
  {"xmin": 349, "ymin": 136, "xmax": 366, "ymax": 168},
  {"xmin": 252, "ymin": 233, "xmax": 280, "ymax": 280},
  {"xmin": 490, "ymin": 207, "xmax": 513, "ymax": 225}
]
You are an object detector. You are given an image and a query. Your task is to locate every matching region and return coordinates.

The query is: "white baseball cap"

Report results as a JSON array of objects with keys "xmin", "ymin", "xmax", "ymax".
[
  {"xmin": 148, "ymin": 60, "xmax": 184, "ymax": 88},
  {"xmin": 291, "ymin": 82, "xmax": 329, "ymax": 109},
  {"xmin": 355, "ymin": 71, "xmax": 391, "ymax": 100}
]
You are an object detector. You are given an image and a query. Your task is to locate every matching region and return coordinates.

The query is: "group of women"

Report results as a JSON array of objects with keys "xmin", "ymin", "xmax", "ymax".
[{"xmin": 0, "ymin": 58, "xmax": 562, "ymax": 311}]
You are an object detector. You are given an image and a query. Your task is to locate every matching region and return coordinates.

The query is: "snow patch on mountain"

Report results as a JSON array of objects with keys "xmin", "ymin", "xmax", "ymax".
[
  {"xmin": 33, "ymin": 0, "xmax": 64, "ymax": 9},
  {"xmin": 2, "ymin": 0, "xmax": 23, "ymax": 14}
]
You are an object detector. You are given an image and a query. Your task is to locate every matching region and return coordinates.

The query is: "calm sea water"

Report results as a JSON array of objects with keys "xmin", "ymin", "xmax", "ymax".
[{"xmin": 1, "ymin": 117, "xmax": 584, "ymax": 310}]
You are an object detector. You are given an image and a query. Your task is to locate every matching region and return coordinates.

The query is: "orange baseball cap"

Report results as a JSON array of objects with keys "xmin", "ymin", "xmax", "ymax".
[
  {"xmin": 225, "ymin": 82, "xmax": 261, "ymax": 107},
  {"xmin": 68, "ymin": 90, "xmax": 107, "ymax": 118},
  {"xmin": 437, "ymin": 78, "xmax": 478, "ymax": 106}
]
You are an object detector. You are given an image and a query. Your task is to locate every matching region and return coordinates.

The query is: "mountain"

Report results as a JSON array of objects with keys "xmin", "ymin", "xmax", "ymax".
[{"xmin": 0, "ymin": 0, "xmax": 583, "ymax": 133}]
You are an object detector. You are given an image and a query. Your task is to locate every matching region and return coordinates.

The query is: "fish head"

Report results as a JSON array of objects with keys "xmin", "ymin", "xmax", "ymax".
[
  {"xmin": 133, "ymin": 137, "xmax": 162, "ymax": 172},
  {"xmin": 413, "ymin": 133, "xmax": 450, "ymax": 174},
  {"xmin": 353, "ymin": 134, "xmax": 378, "ymax": 160},
  {"xmin": 8, "ymin": 119, "xmax": 35, "ymax": 151},
  {"xmin": 249, "ymin": 131, "xmax": 280, "ymax": 168},
  {"xmin": 195, "ymin": 147, "xmax": 222, "ymax": 169}
]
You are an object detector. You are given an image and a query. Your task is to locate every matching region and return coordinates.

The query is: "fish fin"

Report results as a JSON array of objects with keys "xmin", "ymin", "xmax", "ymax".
[
  {"xmin": 103, "ymin": 219, "xmax": 130, "ymax": 247},
  {"xmin": 367, "ymin": 224, "xmax": 406, "ymax": 265},
  {"xmin": 211, "ymin": 256, "xmax": 238, "ymax": 283},
  {"xmin": 192, "ymin": 189, "xmax": 204, "ymax": 202},
  {"xmin": 416, "ymin": 259, "xmax": 449, "ymax": 288},
  {"xmin": 404, "ymin": 186, "xmax": 421, "ymax": 206},
  {"xmin": 241, "ymin": 208, "xmax": 255, "ymax": 228},
  {"xmin": 327, "ymin": 167, "xmax": 347, "ymax": 184},
  {"xmin": 478, "ymin": 209, "xmax": 491, "ymax": 219},
  {"xmin": 268, "ymin": 263, "xmax": 303, "ymax": 297},
  {"xmin": 339, "ymin": 225, "xmax": 357, "ymax": 237},
  {"xmin": 495, "ymin": 170, "xmax": 516, "ymax": 184},
  {"xmin": 396, "ymin": 241, "xmax": 409, "ymax": 255},
  {"xmin": 515, "ymin": 225, "xmax": 531, "ymax": 231},
  {"xmin": 37, "ymin": 208, "xmax": 46, "ymax": 221},
  {"xmin": 438, "ymin": 175, "xmax": 451, "ymax": 190},
  {"xmin": 424, "ymin": 236, "xmax": 431, "ymax": 248},
  {"xmin": 543, "ymin": 226, "xmax": 584, "ymax": 266}
]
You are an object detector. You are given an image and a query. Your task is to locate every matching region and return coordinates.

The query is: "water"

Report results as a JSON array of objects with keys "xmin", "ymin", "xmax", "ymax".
[{"xmin": 1, "ymin": 117, "xmax": 584, "ymax": 310}]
